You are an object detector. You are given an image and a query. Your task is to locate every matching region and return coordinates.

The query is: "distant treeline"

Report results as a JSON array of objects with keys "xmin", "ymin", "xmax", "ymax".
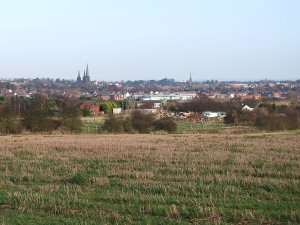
[
  {"xmin": 1, "ymin": 94, "xmax": 299, "ymax": 134},
  {"xmin": 169, "ymin": 95, "xmax": 300, "ymax": 131},
  {"xmin": 0, "ymin": 94, "xmax": 82, "ymax": 134},
  {"xmin": 232, "ymin": 103, "xmax": 300, "ymax": 131}
]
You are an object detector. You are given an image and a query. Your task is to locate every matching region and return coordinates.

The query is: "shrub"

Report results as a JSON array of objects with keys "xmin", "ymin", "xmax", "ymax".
[
  {"xmin": 102, "ymin": 115, "xmax": 133, "ymax": 133},
  {"xmin": 224, "ymin": 113, "xmax": 235, "ymax": 124},
  {"xmin": 154, "ymin": 117, "xmax": 177, "ymax": 133},
  {"xmin": 102, "ymin": 115, "xmax": 125, "ymax": 133},
  {"xmin": 130, "ymin": 110, "xmax": 154, "ymax": 133}
]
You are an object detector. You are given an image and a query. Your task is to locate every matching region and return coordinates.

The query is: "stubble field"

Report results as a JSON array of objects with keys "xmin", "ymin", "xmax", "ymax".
[{"xmin": 0, "ymin": 132, "xmax": 299, "ymax": 224}]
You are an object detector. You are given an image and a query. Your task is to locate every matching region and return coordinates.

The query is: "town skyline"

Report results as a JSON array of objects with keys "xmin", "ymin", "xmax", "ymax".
[
  {"xmin": 1, "ymin": 63, "xmax": 299, "ymax": 83},
  {"xmin": 1, "ymin": 75, "xmax": 299, "ymax": 83},
  {"xmin": 0, "ymin": 72, "xmax": 299, "ymax": 83}
]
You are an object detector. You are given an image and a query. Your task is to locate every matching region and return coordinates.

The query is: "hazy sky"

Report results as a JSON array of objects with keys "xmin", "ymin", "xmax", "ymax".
[{"xmin": 0, "ymin": 0, "xmax": 299, "ymax": 81}]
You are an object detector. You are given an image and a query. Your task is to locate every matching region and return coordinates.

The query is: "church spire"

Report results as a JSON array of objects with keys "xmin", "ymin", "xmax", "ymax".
[
  {"xmin": 188, "ymin": 72, "xmax": 193, "ymax": 89},
  {"xmin": 86, "ymin": 64, "xmax": 89, "ymax": 77}
]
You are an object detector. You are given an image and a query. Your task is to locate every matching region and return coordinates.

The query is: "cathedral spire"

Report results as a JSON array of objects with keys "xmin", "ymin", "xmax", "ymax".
[{"xmin": 86, "ymin": 64, "xmax": 89, "ymax": 77}]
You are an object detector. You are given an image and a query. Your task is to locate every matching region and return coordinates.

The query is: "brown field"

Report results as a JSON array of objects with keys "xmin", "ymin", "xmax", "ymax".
[{"xmin": 0, "ymin": 132, "xmax": 300, "ymax": 224}]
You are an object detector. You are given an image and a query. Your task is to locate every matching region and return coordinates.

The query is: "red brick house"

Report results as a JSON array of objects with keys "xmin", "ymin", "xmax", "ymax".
[{"xmin": 79, "ymin": 101, "xmax": 100, "ymax": 115}]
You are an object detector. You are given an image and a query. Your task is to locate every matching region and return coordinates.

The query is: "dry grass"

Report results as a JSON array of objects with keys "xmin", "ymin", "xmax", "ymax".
[{"xmin": 0, "ymin": 132, "xmax": 299, "ymax": 224}]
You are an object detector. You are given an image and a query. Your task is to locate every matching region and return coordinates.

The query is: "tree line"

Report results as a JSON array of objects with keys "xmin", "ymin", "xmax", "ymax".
[
  {"xmin": 0, "ymin": 94, "xmax": 82, "ymax": 134},
  {"xmin": 1, "ymin": 93, "xmax": 299, "ymax": 134},
  {"xmin": 168, "ymin": 95, "xmax": 300, "ymax": 131}
]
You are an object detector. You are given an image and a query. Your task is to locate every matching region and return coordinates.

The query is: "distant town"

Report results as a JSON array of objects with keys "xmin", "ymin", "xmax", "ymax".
[
  {"xmin": 1, "ymin": 65, "xmax": 299, "ymax": 103},
  {"xmin": 0, "ymin": 64, "xmax": 300, "ymax": 134}
]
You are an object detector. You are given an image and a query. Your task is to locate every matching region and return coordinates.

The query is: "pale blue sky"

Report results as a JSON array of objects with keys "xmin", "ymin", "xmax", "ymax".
[{"xmin": 0, "ymin": 0, "xmax": 299, "ymax": 81}]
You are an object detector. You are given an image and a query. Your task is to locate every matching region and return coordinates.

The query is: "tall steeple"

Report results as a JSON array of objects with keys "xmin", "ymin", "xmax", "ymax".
[
  {"xmin": 188, "ymin": 72, "xmax": 193, "ymax": 89},
  {"xmin": 86, "ymin": 64, "xmax": 89, "ymax": 77},
  {"xmin": 84, "ymin": 64, "xmax": 90, "ymax": 82}
]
